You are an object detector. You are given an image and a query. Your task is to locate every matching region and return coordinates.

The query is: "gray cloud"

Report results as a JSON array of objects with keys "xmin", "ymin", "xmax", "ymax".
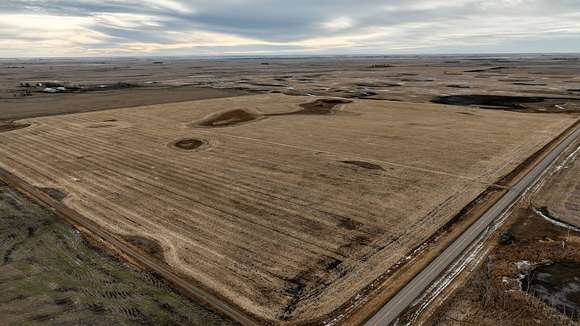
[{"xmin": 0, "ymin": 0, "xmax": 579, "ymax": 56}]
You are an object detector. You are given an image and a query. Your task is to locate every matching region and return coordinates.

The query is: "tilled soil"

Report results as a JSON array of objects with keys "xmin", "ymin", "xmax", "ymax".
[{"xmin": 0, "ymin": 94, "xmax": 574, "ymax": 324}]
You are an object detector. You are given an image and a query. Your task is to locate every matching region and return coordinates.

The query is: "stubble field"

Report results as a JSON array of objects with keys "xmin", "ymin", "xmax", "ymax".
[{"xmin": 0, "ymin": 93, "xmax": 575, "ymax": 323}]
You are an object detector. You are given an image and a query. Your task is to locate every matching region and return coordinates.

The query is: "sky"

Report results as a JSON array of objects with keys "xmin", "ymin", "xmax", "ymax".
[{"xmin": 1, "ymin": 0, "xmax": 580, "ymax": 57}]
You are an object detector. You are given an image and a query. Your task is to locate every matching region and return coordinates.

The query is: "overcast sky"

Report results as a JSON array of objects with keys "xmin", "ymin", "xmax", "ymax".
[{"xmin": 1, "ymin": 0, "xmax": 580, "ymax": 57}]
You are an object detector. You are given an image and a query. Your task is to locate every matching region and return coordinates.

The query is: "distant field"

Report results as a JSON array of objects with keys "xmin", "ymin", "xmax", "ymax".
[
  {"xmin": 0, "ymin": 86, "xmax": 246, "ymax": 120},
  {"xmin": 0, "ymin": 94, "xmax": 575, "ymax": 323}
]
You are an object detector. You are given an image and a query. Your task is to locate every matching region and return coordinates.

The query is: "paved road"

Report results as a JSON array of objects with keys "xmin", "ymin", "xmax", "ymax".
[{"xmin": 365, "ymin": 125, "xmax": 580, "ymax": 326}]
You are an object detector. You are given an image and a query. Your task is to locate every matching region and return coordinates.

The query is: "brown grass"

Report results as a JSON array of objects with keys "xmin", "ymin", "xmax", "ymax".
[{"xmin": 425, "ymin": 140, "xmax": 580, "ymax": 326}]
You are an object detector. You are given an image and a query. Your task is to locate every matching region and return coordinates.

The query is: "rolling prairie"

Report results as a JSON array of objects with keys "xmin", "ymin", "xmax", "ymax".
[{"xmin": 0, "ymin": 93, "xmax": 575, "ymax": 323}]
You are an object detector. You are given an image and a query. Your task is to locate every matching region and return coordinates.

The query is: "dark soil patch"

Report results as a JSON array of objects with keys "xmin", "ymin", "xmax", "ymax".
[
  {"xmin": 122, "ymin": 235, "xmax": 165, "ymax": 261},
  {"xmin": 173, "ymin": 138, "xmax": 206, "ymax": 150},
  {"xmin": 295, "ymin": 99, "xmax": 352, "ymax": 115},
  {"xmin": 54, "ymin": 297, "xmax": 74, "ymax": 306},
  {"xmin": 336, "ymin": 217, "xmax": 363, "ymax": 230},
  {"xmin": 341, "ymin": 160, "xmax": 385, "ymax": 171},
  {"xmin": 30, "ymin": 314, "xmax": 54, "ymax": 322},
  {"xmin": 196, "ymin": 109, "xmax": 260, "ymax": 127},
  {"xmin": 513, "ymin": 82, "xmax": 548, "ymax": 86},
  {"xmin": 193, "ymin": 99, "xmax": 352, "ymax": 128},
  {"xmin": 0, "ymin": 122, "xmax": 30, "ymax": 133},
  {"xmin": 498, "ymin": 79, "xmax": 532, "ymax": 82},
  {"xmin": 368, "ymin": 64, "xmax": 393, "ymax": 68},
  {"xmin": 447, "ymin": 84, "xmax": 471, "ymax": 89},
  {"xmin": 39, "ymin": 187, "xmax": 67, "ymax": 201},
  {"xmin": 400, "ymin": 78, "xmax": 435, "ymax": 82},
  {"xmin": 465, "ymin": 66, "xmax": 507, "ymax": 73},
  {"xmin": 268, "ymin": 98, "xmax": 352, "ymax": 116},
  {"xmin": 354, "ymin": 82, "xmax": 401, "ymax": 88},
  {"xmin": 86, "ymin": 124, "xmax": 115, "ymax": 129}
]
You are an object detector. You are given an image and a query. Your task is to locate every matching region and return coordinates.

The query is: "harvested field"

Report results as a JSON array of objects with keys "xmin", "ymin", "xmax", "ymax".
[
  {"xmin": 534, "ymin": 143, "xmax": 580, "ymax": 227},
  {"xmin": 0, "ymin": 86, "xmax": 247, "ymax": 120},
  {"xmin": 0, "ymin": 93, "xmax": 576, "ymax": 324}
]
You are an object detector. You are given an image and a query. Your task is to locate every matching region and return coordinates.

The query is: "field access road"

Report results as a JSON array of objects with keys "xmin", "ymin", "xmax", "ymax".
[
  {"xmin": 0, "ymin": 168, "xmax": 261, "ymax": 326},
  {"xmin": 365, "ymin": 124, "xmax": 580, "ymax": 326}
]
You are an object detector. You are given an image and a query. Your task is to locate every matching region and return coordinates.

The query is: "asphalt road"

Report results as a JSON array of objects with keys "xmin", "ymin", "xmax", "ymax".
[{"xmin": 365, "ymin": 125, "xmax": 580, "ymax": 326}]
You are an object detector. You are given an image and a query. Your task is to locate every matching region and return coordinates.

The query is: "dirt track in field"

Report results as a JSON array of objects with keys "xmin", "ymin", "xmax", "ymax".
[
  {"xmin": 0, "ymin": 93, "xmax": 576, "ymax": 324},
  {"xmin": 0, "ymin": 180, "xmax": 235, "ymax": 326}
]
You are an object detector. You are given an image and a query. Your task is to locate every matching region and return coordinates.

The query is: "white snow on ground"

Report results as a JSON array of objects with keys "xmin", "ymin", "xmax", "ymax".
[{"xmin": 532, "ymin": 207, "xmax": 580, "ymax": 233}]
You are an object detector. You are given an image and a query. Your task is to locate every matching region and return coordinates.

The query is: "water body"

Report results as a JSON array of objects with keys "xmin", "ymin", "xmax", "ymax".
[{"xmin": 522, "ymin": 262, "xmax": 580, "ymax": 320}]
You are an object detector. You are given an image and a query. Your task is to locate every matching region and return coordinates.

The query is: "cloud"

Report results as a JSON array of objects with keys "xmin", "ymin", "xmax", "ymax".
[
  {"xmin": 0, "ymin": 0, "xmax": 579, "ymax": 56},
  {"xmin": 322, "ymin": 17, "xmax": 353, "ymax": 31}
]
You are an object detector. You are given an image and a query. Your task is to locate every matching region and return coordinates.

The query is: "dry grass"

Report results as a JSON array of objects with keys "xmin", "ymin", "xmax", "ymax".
[
  {"xmin": 534, "ymin": 142, "xmax": 580, "ymax": 226},
  {"xmin": 426, "ymin": 206, "xmax": 580, "ymax": 326},
  {"xmin": 425, "ymin": 141, "xmax": 580, "ymax": 326},
  {"xmin": 0, "ymin": 94, "xmax": 575, "ymax": 323}
]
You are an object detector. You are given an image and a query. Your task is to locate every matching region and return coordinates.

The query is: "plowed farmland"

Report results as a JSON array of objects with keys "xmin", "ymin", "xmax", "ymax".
[{"xmin": 0, "ymin": 94, "xmax": 576, "ymax": 323}]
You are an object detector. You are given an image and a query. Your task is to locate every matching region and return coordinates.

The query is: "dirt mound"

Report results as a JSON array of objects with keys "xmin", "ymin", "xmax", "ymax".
[
  {"xmin": 294, "ymin": 99, "xmax": 352, "ymax": 115},
  {"xmin": 173, "ymin": 138, "xmax": 206, "ymax": 150},
  {"xmin": 341, "ymin": 160, "xmax": 385, "ymax": 170},
  {"xmin": 0, "ymin": 122, "xmax": 30, "ymax": 133},
  {"xmin": 196, "ymin": 109, "xmax": 259, "ymax": 127},
  {"xmin": 431, "ymin": 95, "xmax": 546, "ymax": 109}
]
